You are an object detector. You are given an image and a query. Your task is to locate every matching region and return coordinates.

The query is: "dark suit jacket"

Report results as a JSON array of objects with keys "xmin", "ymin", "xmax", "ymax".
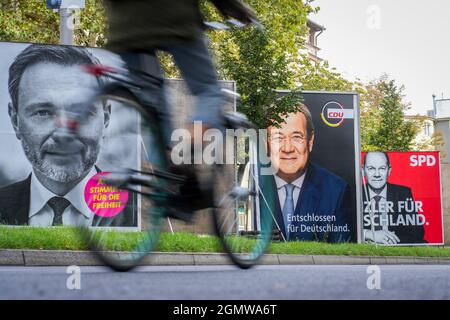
[
  {"xmin": 362, "ymin": 183, "xmax": 426, "ymax": 244},
  {"xmin": 0, "ymin": 174, "xmax": 137, "ymax": 227},
  {"xmin": 263, "ymin": 162, "xmax": 352, "ymax": 243}
]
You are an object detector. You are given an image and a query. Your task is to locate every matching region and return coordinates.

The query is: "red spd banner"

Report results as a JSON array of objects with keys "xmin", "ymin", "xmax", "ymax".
[{"xmin": 361, "ymin": 151, "xmax": 443, "ymax": 245}]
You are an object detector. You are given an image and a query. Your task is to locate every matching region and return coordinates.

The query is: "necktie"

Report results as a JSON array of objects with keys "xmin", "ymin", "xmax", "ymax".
[
  {"xmin": 372, "ymin": 195, "xmax": 385, "ymax": 231},
  {"xmin": 373, "ymin": 195, "xmax": 382, "ymax": 209},
  {"xmin": 282, "ymin": 184, "xmax": 295, "ymax": 240},
  {"xmin": 48, "ymin": 197, "xmax": 71, "ymax": 226}
]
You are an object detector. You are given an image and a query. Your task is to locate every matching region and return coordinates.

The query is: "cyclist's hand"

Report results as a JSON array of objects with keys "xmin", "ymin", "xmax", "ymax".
[{"xmin": 212, "ymin": 0, "xmax": 257, "ymax": 24}]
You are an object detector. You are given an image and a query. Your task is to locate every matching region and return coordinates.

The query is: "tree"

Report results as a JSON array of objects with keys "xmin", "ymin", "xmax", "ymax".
[
  {"xmin": 0, "ymin": 0, "xmax": 356, "ymax": 129},
  {"xmin": 361, "ymin": 76, "xmax": 418, "ymax": 152},
  {"xmin": 198, "ymin": 0, "xmax": 357, "ymax": 128},
  {"xmin": 0, "ymin": 0, "xmax": 106, "ymax": 47}
]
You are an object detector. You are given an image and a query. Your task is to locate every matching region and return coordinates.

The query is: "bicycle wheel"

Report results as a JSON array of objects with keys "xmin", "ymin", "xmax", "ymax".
[
  {"xmin": 79, "ymin": 86, "xmax": 168, "ymax": 271},
  {"xmin": 213, "ymin": 132, "xmax": 276, "ymax": 269}
]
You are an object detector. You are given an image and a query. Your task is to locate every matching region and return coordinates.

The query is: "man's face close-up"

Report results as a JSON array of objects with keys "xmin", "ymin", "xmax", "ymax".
[
  {"xmin": 11, "ymin": 62, "xmax": 109, "ymax": 183},
  {"xmin": 364, "ymin": 152, "xmax": 391, "ymax": 191},
  {"xmin": 269, "ymin": 112, "xmax": 313, "ymax": 181}
]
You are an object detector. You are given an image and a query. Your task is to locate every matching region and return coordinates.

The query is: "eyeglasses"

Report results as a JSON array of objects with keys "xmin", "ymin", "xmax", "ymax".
[{"xmin": 269, "ymin": 134, "xmax": 307, "ymax": 145}]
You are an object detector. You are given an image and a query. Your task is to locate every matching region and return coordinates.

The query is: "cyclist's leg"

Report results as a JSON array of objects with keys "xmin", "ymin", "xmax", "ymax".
[
  {"xmin": 119, "ymin": 51, "xmax": 173, "ymax": 150},
  {"xmin": 166, "ymin": 35, "xmax": 225, "ymax": 130},
  {"xmin": 164, "ymin": 36, "xmax": 224, "ymax": 207}
]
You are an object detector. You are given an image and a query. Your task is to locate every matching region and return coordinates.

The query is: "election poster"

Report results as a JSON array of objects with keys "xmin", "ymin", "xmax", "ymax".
[
  {"xmin": 243, "ymin": 91, "xmax": 362, "ymax": 243},
  {"xmin": 0, "ymin": 41, "xmax": 141, "ymax": 229},
  {"xmin": 0, "ymin": 41, "xmax": 237, "ymax": 232},
  {"xmin": 361, "ymin": 151, "xmax": 444, "ymax": 245}
]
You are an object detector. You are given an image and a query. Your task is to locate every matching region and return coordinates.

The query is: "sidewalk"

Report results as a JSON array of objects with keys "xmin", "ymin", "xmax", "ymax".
[{"xmin": 2, "ymin": 249, "xmax": 450, "ymax": 266}]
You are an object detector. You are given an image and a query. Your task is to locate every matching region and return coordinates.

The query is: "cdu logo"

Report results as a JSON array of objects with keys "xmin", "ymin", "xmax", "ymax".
[{"xmin": 321, "ymin": 101, "xmax": 354, "ymax": 128}]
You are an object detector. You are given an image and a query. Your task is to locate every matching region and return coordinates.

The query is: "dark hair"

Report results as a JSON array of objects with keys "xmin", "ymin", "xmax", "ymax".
[
  {"xmin": 8, "ymin": 44, "xmax": 102, "ymax": 110},
  {"xmin": 270, "ymin": 103, "xmax": 315, "ymax": 140},
  {"xmin": 364, "ymin": 151, "xmax": 391, "ymax": 167},
  {"xmin": 297, "ymin": 103, "xmax": 315, "ymax": 139}
]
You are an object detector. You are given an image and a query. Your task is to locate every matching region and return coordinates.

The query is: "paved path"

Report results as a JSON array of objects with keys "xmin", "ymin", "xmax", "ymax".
[{"xmin": 1, "ymin": 265, "xmax": 450, "ymax": 300}]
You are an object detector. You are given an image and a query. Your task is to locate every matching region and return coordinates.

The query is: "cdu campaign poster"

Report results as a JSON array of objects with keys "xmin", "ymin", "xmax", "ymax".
[
  {"xmin": 361, "ymin": 151, "xmax": 444, "ymax": 245},
  {"xmin": 252, "ymin": 91, "xmax": 361, "ymax": 243}
]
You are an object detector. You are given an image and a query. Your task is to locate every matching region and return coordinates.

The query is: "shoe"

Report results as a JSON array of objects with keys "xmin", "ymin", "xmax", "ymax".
[{"xmin": 168, "ymin": 162, "xmax": 215, "ymax": 212}]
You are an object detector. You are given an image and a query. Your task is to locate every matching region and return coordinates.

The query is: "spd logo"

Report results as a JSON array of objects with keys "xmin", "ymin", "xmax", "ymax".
[{"xmin": 321, "ymin": 101, "xmax": 353, "ymax": 127}]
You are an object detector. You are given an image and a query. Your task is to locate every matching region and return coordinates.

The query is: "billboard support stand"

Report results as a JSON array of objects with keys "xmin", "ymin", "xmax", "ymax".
[{"xmin": 46, "ymin": 0, "xmax": 86, "ymax": 45}]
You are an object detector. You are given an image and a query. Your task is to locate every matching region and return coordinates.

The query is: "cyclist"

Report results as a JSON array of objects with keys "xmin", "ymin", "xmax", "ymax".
[{"xmin": 102, "ymin": 0, "xmax": 258, "ymax": 211}]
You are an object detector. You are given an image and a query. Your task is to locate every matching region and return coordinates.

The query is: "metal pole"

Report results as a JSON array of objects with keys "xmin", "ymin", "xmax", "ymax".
[
  {"xmin": 432, "ymin": 94, "xmax": 437, "ymax": 118},
  {"xmin": 59, "ymin": 8, "xmax": 74, "ymax": 45}
]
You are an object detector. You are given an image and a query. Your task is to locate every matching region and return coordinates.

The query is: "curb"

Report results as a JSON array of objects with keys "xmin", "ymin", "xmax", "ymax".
[{"xmin": 2, "ymin": 249, "xmax": 450, "ymax": 266}]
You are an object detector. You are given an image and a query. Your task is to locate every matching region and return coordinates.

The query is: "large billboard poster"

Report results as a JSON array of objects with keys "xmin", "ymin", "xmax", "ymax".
[
  {"xmin": 361, "ymin": 151, "xmax": 444, "ymax": 245},
  {"xmin": 0, "ymin": 41, "xmax": 140, "ymax": 229},
  {"xmin": 254, "ymin": 91, "xmax": 361, "ymax": 243}
]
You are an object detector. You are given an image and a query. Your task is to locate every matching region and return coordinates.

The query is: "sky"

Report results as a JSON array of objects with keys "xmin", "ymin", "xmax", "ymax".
[{"xmin": 312, "ymin": 0, "xmax": 450, "ymax": 115}]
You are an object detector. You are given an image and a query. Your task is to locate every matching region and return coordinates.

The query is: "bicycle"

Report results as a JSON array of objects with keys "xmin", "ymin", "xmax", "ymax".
[{"xmin": 67, "ymin": 20, "xmax": 276, "ymax": 271}]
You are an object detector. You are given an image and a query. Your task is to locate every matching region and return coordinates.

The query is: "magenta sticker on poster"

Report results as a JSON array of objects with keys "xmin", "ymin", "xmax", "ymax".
[{"xmin": 84, "ymin": 172, "xmax": 129, "ymax": 218}]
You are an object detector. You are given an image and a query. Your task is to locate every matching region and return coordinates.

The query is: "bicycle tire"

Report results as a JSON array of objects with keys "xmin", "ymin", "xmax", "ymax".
[
  {"xmin": 78, "ymin": 85, "xmax": 168, "ymax": 271},
  {"xmin": 212, "ymin": 134, "xmax": 276, "ymax": 269}
]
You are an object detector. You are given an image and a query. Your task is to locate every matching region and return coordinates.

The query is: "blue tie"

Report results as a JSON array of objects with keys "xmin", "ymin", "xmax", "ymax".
[{"xmin": 282, "ymin": 184, "xmax": 295, "ymax": 240}]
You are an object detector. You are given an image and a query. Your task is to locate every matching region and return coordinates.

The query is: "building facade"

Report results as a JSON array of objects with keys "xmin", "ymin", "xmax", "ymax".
[{"xmin": 305, "ymin": 19, "xmax": 325, "ymax": 62}]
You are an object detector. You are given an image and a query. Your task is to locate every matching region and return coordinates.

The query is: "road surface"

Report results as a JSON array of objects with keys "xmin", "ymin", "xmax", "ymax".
[{"xmin": 1, "ymin": 265, "xmax": 450, "ymax": 300}]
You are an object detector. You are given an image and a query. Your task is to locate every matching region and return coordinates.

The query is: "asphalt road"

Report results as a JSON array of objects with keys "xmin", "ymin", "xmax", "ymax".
[{"xmin": 1, "ymin": 265, "xmax": 450, "ymax": 300}]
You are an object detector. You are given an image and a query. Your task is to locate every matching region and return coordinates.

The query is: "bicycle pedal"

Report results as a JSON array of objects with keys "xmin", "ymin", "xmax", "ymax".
[{"xmin": 229, "ymin": 186, "xmax": 256, "ymax": 199}]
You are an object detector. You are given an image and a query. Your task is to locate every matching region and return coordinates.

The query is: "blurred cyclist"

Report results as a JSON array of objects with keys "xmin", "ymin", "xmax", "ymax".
[
  {"xmin": 104, "ymin": 0, "xmax": 256, "ymax": 139},
  {"xmin": 103, "ymin": 0, "xmax": 258, "ymax": 211}
]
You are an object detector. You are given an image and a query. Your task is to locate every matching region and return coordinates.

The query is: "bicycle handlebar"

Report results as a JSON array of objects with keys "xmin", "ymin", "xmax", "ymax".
[{"xmin": 203, "ymin": 18, "xmax": 265, "ymax": 32}]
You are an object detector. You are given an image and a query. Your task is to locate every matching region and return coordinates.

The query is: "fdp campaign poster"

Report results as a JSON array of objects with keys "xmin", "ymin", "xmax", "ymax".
[
  {"xmin": 0, "ymin": 41, "xmax": 140, "ymax": 229},
  {"xmin": 361, "ymin": 151, "xmax": 444, "ymax": 245}
]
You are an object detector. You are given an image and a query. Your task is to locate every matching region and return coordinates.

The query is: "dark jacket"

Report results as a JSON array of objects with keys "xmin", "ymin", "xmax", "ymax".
[
  {"xmin": 105, "ymin": 0, "xmax": 204, "ymax": 51},
  {"xmin": 105, "ymin": 0, "xmax": 251, "ymax": 51},
  {"xmin": 362, "ymin": 183, "xmax": 426, "ymax": 244},
  {"xmin": 262, "ymin": 163, "xmax": 353, "ymax": 243}
]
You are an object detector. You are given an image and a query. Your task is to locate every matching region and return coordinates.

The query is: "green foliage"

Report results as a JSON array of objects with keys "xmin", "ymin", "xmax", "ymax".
[
  {"xmin": 297, "ymin": 57, "xmax": 355, "ymax": 92},
  {"xmin": 214, "ymin": 27, "xmax": 303, "ymax": 128},
  {"xmin": 198, "ymin": 0, "xmax": 318, "ymax": 128},
  {"xmin": 361, "ymin": 75, "xmax": 419, "ymax": 152},
  {"xmin": 75, "ymin": 0, "xmax": 107, "ymax": 47},
  {"xmin": 0, "ymin": 0, "xmax": 106, "ymax": 46},
  {"xmin": 1, "ymin": 226, "xmax": 450, "ymax": 257},
  {"xmin": 0, "ymin": 1, "xmax": 59, "ymax": 44},
  {"xmin": 1, "ymin": 0, "xmax": 421, "ymax": 151}
]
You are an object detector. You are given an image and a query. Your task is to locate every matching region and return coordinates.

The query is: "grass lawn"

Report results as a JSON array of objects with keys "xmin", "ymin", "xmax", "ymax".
[{"xmin": 1, "ymin": 226, "xmax": 450, "ymax": 257}]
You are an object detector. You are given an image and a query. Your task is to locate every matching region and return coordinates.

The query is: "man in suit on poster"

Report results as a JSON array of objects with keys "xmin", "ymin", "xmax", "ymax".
[
  {"xmin": 266, "ymin": 104, "xmax": 352, "ymax": 243},
  {"xmin": 362, "ymin": 151, "xmax": 426, "ymax": 244},
  {"xmin": 0, "ymin": 44, "xmax": 134, "ymax": 227}
]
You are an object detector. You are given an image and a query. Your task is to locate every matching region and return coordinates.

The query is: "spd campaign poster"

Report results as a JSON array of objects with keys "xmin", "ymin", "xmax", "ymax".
[{"xmin": 361, "ymin": 151, "xmax": 443, "ymax": 245}]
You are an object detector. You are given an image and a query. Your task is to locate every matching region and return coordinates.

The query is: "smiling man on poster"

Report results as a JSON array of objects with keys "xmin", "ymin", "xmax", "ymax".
[
  {"xmin": 362, "ymin": 151, "xmax": 426, "ymax": 244},
  {"xmin": 267, "ymin": 104, "xmax": 352, "ymax": 243},
  {"xmin": 0, "ymin": 44, "xmax": 136, "ymax": 227}
]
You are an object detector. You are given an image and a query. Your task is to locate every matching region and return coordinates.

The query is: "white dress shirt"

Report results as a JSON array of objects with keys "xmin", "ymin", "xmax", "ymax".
[
  {"xmin": 274, "ymin": 173, "xmax": 306, "ymax": 211},
  {"xmin": 28, "ymin": 168, "xmax": 96, "ymax": 227}
]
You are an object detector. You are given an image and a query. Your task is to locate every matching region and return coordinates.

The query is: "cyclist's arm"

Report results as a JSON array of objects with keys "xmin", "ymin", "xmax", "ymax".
[{"xmin": 210, "ymin": 0, "xmax": 257, "ymax": 23}]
